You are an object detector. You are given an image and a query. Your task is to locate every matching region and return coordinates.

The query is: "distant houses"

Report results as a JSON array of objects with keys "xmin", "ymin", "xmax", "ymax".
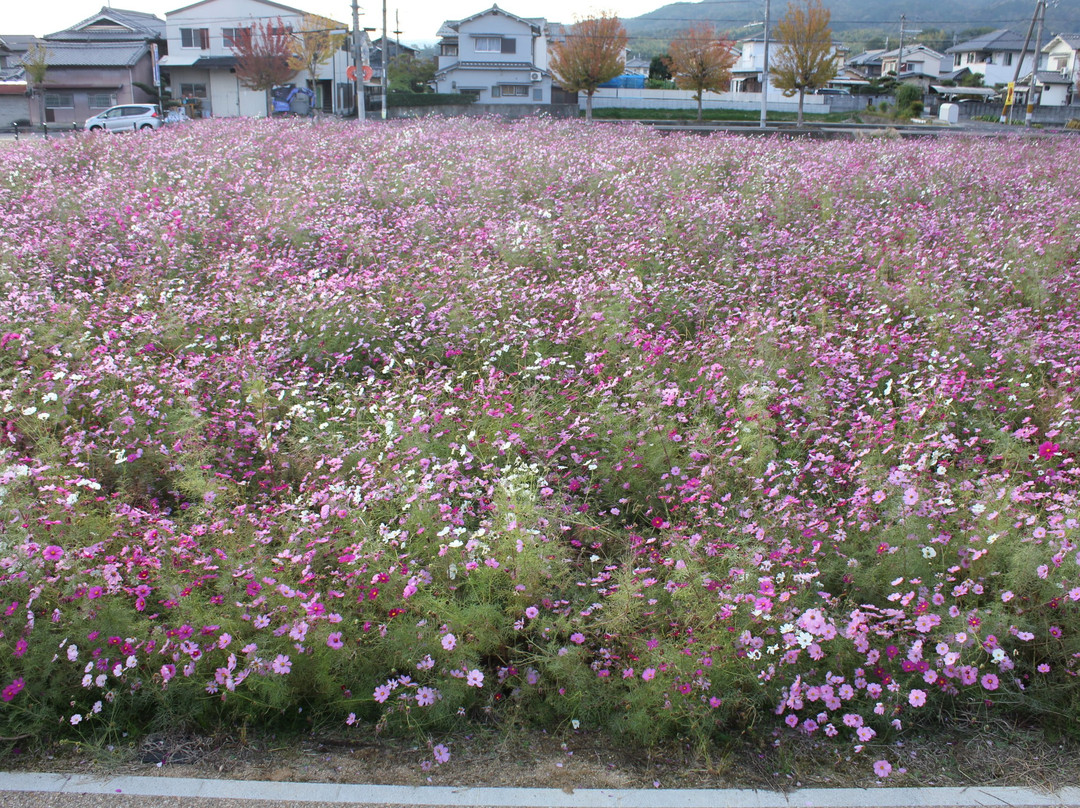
[{"xmin": 1, "ymin": 3, "xmax": 1077, "ymax": 127}]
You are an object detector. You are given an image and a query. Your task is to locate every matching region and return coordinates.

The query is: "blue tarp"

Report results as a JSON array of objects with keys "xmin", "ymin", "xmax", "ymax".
[
  {"xmin": 271, "ymin": 85, "xmax": 315, "ymax": 114},
  {"xmin": 599, "ymin": 73, "xmax": 646, "ymax": 89}
]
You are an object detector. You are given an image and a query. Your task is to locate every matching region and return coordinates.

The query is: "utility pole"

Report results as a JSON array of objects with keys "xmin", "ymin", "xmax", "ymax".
[
  {"xmin": 1002, "ymin": 1, "xmax": 1039, "ymax": 123},
  {"xmin": 896, "ymin": 16, "xmax": 905, "ymax": 78},
  {"xmin": 1024, "ymin": 0, "xmax": 1046, "ymax": 126},
  {"xmin": 381, "ymin": 0, "xmax": 388, "ymax": 119},
  {"xmin": 759, "ymin": 0, "xmax": 771, "ymax": 128},
  {"xmin": 352, "ymin": 0, "xmax": 366, "ymax": 120}
]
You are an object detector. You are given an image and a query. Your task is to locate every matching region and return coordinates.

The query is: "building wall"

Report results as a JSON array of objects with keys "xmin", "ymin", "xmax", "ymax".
[
  {"xmin": 586, "ymin": 87, "xmax": 832, "ymax": 113},
  {"xmin": 0, "ymin": 92, "xmax": 31, "ymax": 127},
  {"xmin": 435, "ymin": 9, "xmax": 552, "ymax": 104},
  {"xmin": 165, "ymin": 0, "xmax": 350, "ymax": 116},
  {"xmin": 33, "ymin": 60, "xmax": 155, "ymax": 125}
]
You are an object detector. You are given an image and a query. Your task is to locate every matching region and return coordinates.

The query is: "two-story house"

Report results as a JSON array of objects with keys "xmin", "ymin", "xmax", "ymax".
[
  {"xmin": 159, "ymin": 0, "xmax": 351, "ymax": 117},
  {"xmin": 27, "ymin": 7, "xmax": 165, "ymax": 127},
  {"xmin": 433, "ymin": 5, "xmax": 553, "ymax": 104},
  {"xmin": 1037, "ymin": 33, "xmax": 1078, "ymax": 105},
  {"xmin": 880, "ymin": 44, "xmax": 947, "ymax": 91},
  {"xmin": 945, "ymin": 29, "xmax": 1034, "ymax": 86}
]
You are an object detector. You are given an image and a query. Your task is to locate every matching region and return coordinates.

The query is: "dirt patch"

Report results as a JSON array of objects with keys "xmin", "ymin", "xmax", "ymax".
[{"xmin": 4, "ymin": 718, "xmax": 1080, "ymax": 792}]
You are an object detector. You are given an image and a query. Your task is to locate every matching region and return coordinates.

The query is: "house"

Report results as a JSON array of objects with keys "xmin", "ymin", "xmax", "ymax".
[
  {"xmin": 730, "ymin": 35, "xmax": 844, "ymax": 94},
  {"xmin": 880, "ymin": 44, "xmax": 947, "ymax": 91},
  {"xmin": 369, "ymin": 36, "xmax": 416, "ymax": 86},
  {"xmin": 159, "ymin": 0, "xmax": 352, "ymax": 117},
  {"xmin": 0, "ymin": 35, "xmax": 34, "ymax": 127},
  {"xmin": 844, "ymin": 48, "xmax": 885, "ymax": 80},
  {"xmin": 945, "ymin": 29, "xmax": 1034, "ymax": 86},
  {"xmin": 729, "ymin": 37, "xmax": 770, "ymax": 93},
  {"xmin": 625, "ymin": 55, "xmax": 650, "ymax": 78},
  {"xmin": 18, "ymin": 7, "xmax": 165, "ymax": 127},
  {"xmin": 1037, "ymin": 33, "xmax": 1078, "ymax": 105},
  {"xmin": 433, "ymin": 5, "xmax": 554, "ymax": 104}
]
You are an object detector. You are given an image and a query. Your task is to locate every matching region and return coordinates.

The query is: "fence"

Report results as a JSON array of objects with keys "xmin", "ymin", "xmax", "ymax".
[{"xmin": 386, "ymin": 103, "xmax": 579, "ymax": 120}]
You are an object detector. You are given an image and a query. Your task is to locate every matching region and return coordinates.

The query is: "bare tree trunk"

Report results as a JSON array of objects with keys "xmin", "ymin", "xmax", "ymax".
[
  {"xmin": 797, "ymin": 89, "xmax": 805, "ymax": 125},
  {"xmin": 697, "ymin": 92, "xmax": 703, "ymax": 121},
  {"xmin": 265, "ymin": 88, "xmax": 273, "ymax": 118},
  {"xmin": 585, "ymin": 91, "xmax": 593, "ymax": 122}
]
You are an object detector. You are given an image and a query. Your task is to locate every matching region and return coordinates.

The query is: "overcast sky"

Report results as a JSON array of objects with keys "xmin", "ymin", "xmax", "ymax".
[{"xmin": 4, "ymin": 0, "xmax": 671, "ymax": 45}]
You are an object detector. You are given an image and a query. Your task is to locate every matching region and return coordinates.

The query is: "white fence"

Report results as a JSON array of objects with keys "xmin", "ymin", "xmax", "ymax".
[{"xmin": 585, "ymin": 87, "xmax": 835, "ymax": 114}]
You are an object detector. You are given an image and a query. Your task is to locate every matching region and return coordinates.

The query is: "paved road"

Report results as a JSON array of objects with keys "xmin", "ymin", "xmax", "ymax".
[{"xmin": 3, "ymin": 773, "xmax": 1080, "ymax": 808}]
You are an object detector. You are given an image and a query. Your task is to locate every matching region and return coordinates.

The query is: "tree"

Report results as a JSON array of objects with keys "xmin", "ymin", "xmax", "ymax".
[
  {"xmin": 649, "ymin": 54, "xmax": 671, "ymax": 81},
  {"xmin": 667, "ymin": 24, "xmax": 736, "ymax": 121},
  {"xmin": 387, "ymin": 53, "xmax": 435, "ymax": 93},
  {"xmin": 549, "ymin": 14, "xmax": 628, "ymax": 122},
  {"xmin": 22, "ymin": 42, "xmax": 49, "ymax": 125},
  {"xmin": 230, "ymin": 17, "xmax": 299, "ymax": 116},
  {"xmin": 769, "ymin": 0, "xmax": 838, "ymax": 125},
  {"xmin": 288, "ymin": 14, "xmax": 345, "ymax": 93}
]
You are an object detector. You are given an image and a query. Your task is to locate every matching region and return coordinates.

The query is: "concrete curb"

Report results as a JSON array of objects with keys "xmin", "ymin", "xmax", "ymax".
[{"xmin": 2, "ymin": 773, "xmax": 1080, "ymax": 807}]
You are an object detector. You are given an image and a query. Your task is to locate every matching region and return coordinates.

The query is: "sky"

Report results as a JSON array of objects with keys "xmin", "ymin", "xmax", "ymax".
[{"xmin": 3, "ymin": 0, "xmax": 668, "ymax": 45}]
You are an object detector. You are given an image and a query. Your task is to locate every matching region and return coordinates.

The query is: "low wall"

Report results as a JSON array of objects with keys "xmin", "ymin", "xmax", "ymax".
[
  {"xmin": 584, "ymin": 87, "xmax": 833, "ymax": 114},
  {"xmin": 943, "ymin": 100, "xmax": 1080, "ymax": 125},
  {"xmin": 387, "ymin": 103, "xmax": 578, "ymax": 119}
]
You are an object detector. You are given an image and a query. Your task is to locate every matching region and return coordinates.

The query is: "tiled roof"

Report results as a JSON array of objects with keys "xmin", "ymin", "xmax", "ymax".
[
  {"xmin": 46, "ymin": 6, "xmax": 164, "ymax": 41},
  {"xmin": 946, "ymin": 29, "xmax": 1026, "ymax": 54},
  {"xmin": 23, "ymin": 41, "xmax": 148, "ymax": 68}
]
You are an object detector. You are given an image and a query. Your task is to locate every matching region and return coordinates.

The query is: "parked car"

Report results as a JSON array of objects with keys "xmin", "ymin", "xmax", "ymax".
[{"xmin": 84, "ymin": 104, "xmax": 164, "ymax": 132}]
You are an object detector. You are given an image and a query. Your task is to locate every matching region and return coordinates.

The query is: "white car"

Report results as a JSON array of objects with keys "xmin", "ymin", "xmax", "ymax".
[{"xmin": 84, "ymin": 104, "xmax": 164, "ymax": 132}]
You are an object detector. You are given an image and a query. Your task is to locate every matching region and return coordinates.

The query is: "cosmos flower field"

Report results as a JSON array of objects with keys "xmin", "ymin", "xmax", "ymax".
[{"xmin": 1, "ymin": 119, "xmax": 1079, "ymax": 775}]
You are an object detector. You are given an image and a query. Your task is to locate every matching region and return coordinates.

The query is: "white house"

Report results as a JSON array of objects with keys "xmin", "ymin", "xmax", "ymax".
[
  {"xmin": 433, "ymin": 5, "xmax": 554, "ymax": 104},
  {"xmin": 945, "ymin": 29, "xmax": 1034, "ymax": 86},
  {"xmin": 159, "ymin": 0, "xmax": 351, "ymax": 117},
  {"xmin": 1037, "ymin": 33, "xmax": 1078, "ymax": 105},
  {"xmin": 730, "ymin": 36, "xmax": 844, "ymax": 96},
  {"xmin": 880, "ymin": 44, "xmax": 946, "ymax": 87}
]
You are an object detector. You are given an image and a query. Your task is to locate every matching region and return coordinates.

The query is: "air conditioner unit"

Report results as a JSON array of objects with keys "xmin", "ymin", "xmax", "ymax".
[{"xmin": 530, "ymin": 71, "xmax": 542, "ymax": 82}]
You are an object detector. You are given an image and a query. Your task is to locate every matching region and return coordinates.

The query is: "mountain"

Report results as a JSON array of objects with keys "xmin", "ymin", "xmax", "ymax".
[{"xmin": 623, "ymin": 0, "xmax": 1080, "ymax": 53}]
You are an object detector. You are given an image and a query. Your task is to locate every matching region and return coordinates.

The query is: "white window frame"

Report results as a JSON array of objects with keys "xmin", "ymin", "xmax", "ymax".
[{"xmin": 475, "ymin": 36, "xmax": 501, "ymax": 53}]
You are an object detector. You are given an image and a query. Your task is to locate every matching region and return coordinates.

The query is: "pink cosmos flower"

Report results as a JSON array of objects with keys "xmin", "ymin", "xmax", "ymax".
[
  {"xmin": 466, "ymin": 669, "xmax": 484, "ymax": 688},
  {"xmin": 909, "ymin": 689, "xmax": 927, "ymax": 707},
  {"xmin": 903, "ymin": 488, "xmax": 919, "ymax": 506},
  {"xmin": 326, "ymin": 632, "xmax": 344, "ymax": 649},
  {"xmin": 271, "ymin": 654, "xmax": 291, "ymax": 675},
  {"xmin": 874, "ymin": 760, "xmax": 892, "ymax": 778},
  {"xmin": 43, "ymin": 545, "xmax": 64, "ymax": 562},
  {"xmin": 433, "ymin": 744, "xmax": 450, "ymax": 764},
  {"xmin": 525, "ymin": 606, "xmax": 539, "ymax": 619},
  {"xmin": 980, "ymin": 673, "xmax": 999, "ymax": 691},
  {"xmin": 642, "ymin": 668, "xmax": 656, "ymax": 681},
  {"xmin": 441, "ymin": 633, "xmax": 456, "ymax": 651},
  {"xmin": 416, "ymin": 686, "xmax": 437, "ymax": 706},
  {"xmin": 373, "ymin": 684, "xmax": 392, "ymax": 703}
]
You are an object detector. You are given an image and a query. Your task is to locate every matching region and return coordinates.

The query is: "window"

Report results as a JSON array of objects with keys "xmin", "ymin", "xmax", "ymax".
[
  {"xmin": 181, "ymin": 27, "xmax": 210, "ymax": 49},
  {"xmin": 500, "ymin": 38, "xmax": 516, "ymax": 54},
  {"xmin": 495, "ymin": 84, "xmax": 528, "ymax": 97},
  {"xmin": 1003, "ymin": 53, "xmax": 1013, "ymax": 66},
  {"xmin": 223, "ymin": 27, "xmax": 252, "ymax": 48},
  {"xmin": 1052, "ymin": 55, "xmax": 1068, "ymax": 71},
  {"xmin": 44, "ymin": 93, "xmax": 74, "ymax": 108},
  {"xmin": 180, "ymin": 82, "xmax": 208, "ymax": 98},
  {"xmin": 532, "ymin": 88, "xmax": 542, "ymax": 101},
  {"xmin": 475, "ymin": 36, "xmax": 501, "ymax": 52},
  {"xmin": 441, "ymin": 44, "xmax": 458, "ymax": 57},
  {"xmin": 954, "ymin": 54, "xmax": 962, "ymax": 67},
  {"xmin": 88, "ymin": 93, "xmax": 115, "ymax": 108},
  {"xmin": 267, "ymin": 25, "xmax": 292, "ymax": 37}
]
